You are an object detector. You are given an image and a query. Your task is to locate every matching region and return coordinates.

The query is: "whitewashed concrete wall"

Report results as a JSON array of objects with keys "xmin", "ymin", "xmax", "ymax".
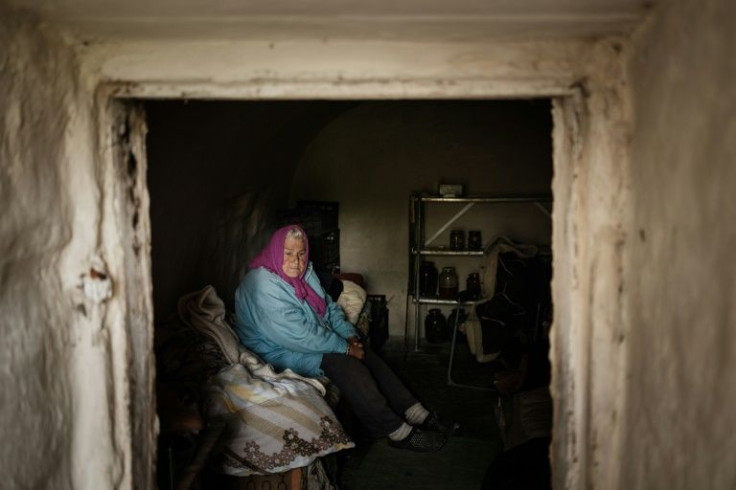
[
  {"xmin": 1, "ymin": 5, "xmax": 669, "ymax": 488},
  {"xmin": 0, "ymin": 6, "xmax": 150, "ymax": 489},
  {"xmin": 0, "ymin": 10, "xmax": 77, "ymax": 488},
  {"xmin": 620, "ymin": 0, "xmax": 736, "ymax": 488}
]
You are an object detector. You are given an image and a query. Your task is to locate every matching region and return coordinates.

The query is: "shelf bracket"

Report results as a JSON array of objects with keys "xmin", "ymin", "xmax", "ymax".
[{"xmin": 424, "ymin": 202, "xmax": 475, "ymax": 246}]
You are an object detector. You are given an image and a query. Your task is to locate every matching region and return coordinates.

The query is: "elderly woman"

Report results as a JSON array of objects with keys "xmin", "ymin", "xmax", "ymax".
[{"xmin": 234, "ymin": 225, "xmax": 455, "ymax": 452}]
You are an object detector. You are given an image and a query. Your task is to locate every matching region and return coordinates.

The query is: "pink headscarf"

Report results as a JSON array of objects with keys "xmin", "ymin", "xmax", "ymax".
[{"xmin": 249, "ymin": 225, "xmax": 327, "ymax": 317}]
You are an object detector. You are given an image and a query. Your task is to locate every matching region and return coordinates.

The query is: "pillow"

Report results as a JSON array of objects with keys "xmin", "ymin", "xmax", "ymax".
[
  {"xmin": 204, "ymin": 364, "xmax": 354, "ymax": 476},
  {"xmin": 336, "ymin": 280, "xmax": 367, "ymax": 324}
]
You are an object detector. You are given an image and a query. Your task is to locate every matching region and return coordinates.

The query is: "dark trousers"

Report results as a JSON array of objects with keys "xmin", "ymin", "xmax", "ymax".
[{"xmin": 321, "ymin": 348, "xmax": 418, "ymax": 438}]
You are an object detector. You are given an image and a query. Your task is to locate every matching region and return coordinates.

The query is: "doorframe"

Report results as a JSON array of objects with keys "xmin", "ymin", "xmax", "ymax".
[
  {"xmin": 99, "ymin": 95, "xmax": 156, "ymax": 489},
  {"xmin": 104, "ymin": 75, "xmax": 621, "ymax": 489}
]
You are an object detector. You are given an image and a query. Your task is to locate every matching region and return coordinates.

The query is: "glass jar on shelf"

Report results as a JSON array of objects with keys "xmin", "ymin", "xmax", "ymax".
[
  {"xmin": 450, "ymin": 230, "xmax": 465, "ymax": 250},
  {"xmin": 424, "ymin": 308, "xmax": 448, "ymax": 343},
  {"xmin": 438, "ymin": 266, "xmax": 459, "ymax": 299},
  {"xmin": 468, "ymin": 230, "xmax": 482, "ymax": 250},
  {"xmin": 466, "ymin": 272, "xmax": 481, "ymax": 300}
]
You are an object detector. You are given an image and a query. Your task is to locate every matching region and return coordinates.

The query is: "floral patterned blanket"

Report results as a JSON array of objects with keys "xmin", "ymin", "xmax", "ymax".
[
  {"xmin": 177, "ymin": 285, "xmax": 354, "ymax": 476},
  {"xmin": 204, "ymin": 364, "xmax": 353, "ymax": 475}
]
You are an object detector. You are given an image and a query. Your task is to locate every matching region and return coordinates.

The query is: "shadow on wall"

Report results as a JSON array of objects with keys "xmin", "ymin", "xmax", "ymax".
[
  {"xmin": 201, "ymin": 188, "xmax": 276, "ymax": 312},
  {"xmin": 145, "ymin": 100, "xmax": 356, "ymax": 319}
]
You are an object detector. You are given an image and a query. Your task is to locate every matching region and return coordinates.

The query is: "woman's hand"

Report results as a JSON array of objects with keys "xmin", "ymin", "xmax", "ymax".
[
  {"xmin": 347, "ymin": 341, "xmax": 365, "ymax": 360},
  {"xmin": 347, "ymin": 336, "xmax": 362, "ymax": 346}
]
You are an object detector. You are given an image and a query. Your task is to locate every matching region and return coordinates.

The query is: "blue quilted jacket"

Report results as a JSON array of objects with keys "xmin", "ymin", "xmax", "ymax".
[{"xmin": 234, "ymin": 263, "xmax": 357, "ymax": 377}]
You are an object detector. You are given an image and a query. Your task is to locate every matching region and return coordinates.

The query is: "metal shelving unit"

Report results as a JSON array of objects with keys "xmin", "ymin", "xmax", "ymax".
[{"xmin": 407, "ymin": 193, "xmax": 552, "ymax": 353}]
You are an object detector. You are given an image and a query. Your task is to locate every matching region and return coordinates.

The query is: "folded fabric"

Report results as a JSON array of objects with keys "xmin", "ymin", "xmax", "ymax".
[
  {"xmin": 204, "ymin": 364, "xmax": 354, "ymax": 476},
  {"xmin": 480, "ymin": 236, "xmax": 538, "ymax": 298},
  {"xmin": 462, "ymin": 237, "xmax": 539, "ymax": 363},
  {"xmin": 336, "ymin": 279, "xmax": 367, "ymax": 325},
  {"xmin": 462, "ymin": 316, "xmax": 501, "ymax": 363},
  {"xmin": 178, "ymin": 285, "xmax": 326, "ymax": 395},
  {"xmin": 178, "ymin": 285, "xmax": 244, "ymax": 364}
]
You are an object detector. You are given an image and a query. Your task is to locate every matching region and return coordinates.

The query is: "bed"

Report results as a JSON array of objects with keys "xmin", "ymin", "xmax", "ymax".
[{"xmin": 155, "ymin": 280, "xmax": 378, "ymax": 490}]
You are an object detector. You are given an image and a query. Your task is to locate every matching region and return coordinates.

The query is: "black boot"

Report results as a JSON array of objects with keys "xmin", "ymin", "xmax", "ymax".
[
  {"xmin": 420, "ymin": 412, "xmax": 462, "ymax": 436},
  {"xmin": 388, "ymin": 427, "xmax": 447, "ymax": 452}
]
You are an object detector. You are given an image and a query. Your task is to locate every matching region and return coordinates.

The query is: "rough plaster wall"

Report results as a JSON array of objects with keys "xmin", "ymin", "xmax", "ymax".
[
  {"xmin": 290, "ymin": 100, "xmax": 552, "ymax": 337},
  {"xmin": 1, "ymin": 5, "xmax": 148, "ymax": 489},
  {"xmin": 0, "ymin": 8, "xmax": 75, "ymax": 488},
  {"xmin": 621, "ymin": 0, "xmax": 736, "ymax": 488},
  {"xmin": 1, "ymin": 6, "xmax": 113, "ymax": 489}
]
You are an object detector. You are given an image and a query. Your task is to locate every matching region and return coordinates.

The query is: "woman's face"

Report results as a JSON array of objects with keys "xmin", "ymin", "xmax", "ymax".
[{"xmin": 282, "ymin": 236, "xmax": 307, "ymax": 278}]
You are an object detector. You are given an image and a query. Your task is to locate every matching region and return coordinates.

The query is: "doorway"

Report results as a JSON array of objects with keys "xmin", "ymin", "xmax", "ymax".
[{"xmin": 141, "ymin": 98, "xmax": 555, "ymax": 488}]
